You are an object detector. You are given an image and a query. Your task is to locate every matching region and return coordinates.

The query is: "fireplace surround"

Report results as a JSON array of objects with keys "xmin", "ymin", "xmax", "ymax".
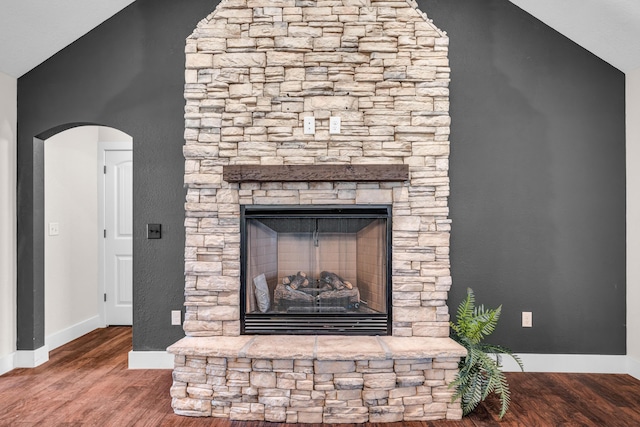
[{"xmin": 168, "ymin": 0, "xmax": 466, "ymax": 422}]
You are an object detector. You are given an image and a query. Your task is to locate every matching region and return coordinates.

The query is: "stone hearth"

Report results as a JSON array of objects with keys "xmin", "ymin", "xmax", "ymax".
[
  {"xmin": 169, "ymin": 335, "xmax": 464, "ymax": 422},
  {"xmin": 168, "ymin": 0, "xmax": 466, "ymax": 422}
]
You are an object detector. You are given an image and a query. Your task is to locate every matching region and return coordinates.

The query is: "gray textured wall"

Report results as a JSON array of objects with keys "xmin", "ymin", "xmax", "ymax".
[
  {"xmin": 17, "ymin": 0, "xmax": 626, "ymax": 353},
  {"xmin": 427, "ymin": 0, "xmax": 626, "ymax": 353},
  {"xmin": 17, "ymin": 0, "xmax": 216, "ymax": 350}
]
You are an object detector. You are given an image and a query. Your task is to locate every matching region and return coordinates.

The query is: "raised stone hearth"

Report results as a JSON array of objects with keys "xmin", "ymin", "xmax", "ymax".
[
  {"xmin": 170, "ymin": 0, "xmax": 465, "ymax": 422},
  {"xmin": 168, "ymin": 336, "xmax": 464, "ymax": 422}
]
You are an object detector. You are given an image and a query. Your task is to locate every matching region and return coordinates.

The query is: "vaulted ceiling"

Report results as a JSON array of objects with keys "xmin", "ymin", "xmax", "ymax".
[
  {"xmin": 0, "ymin": 0, "xmax": 136, "ymax": 78},
  {"xmin": 0, "ymin": 0, "xmax": 638, "ymax": 78},
  {"xmin": 510, "ymin": 0, "xmax": 640, "ymax": 73}
]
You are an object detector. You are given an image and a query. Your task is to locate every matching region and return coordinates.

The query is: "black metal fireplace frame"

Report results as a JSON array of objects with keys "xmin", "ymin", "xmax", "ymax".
[{"xmin": 240, "ymin": 205, "xmax": 393, "ymax": 335}]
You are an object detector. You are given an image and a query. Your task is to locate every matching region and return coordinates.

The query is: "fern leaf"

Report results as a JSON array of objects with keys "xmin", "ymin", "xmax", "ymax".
[
  {"xmin": 489, "ymin": 367, "xmax": 512, "ymax": 418},
  {"xmin": 455, "ymin": 288, "xmax": 476, "ymax": 336},
  {"xmin": 478, "ymin": 343, "xmax": 525, "ymax": 372}
]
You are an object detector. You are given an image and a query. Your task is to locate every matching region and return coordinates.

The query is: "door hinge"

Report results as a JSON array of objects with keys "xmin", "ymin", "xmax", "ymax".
[
  {"xmin": 104, "ymin": 229, "xmax": 107, "ymax": 238},
  {"xmin": 103, "ymin": 165, "xmax": 107, "ymax": 174},
  {"xmin": 104, "ymin": 293, "xmax": 107, "ymax": 302}
]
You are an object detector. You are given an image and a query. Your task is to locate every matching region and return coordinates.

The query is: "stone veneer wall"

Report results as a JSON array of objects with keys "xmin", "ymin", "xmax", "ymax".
[
  {"xmin": 183, "ymin": 0, "xmax": 452, "ymax": 339},
  {"xmin": 173, "ymin": 0, "xmax": 462, "ymax": 422},
  {"xmin": 172, "ymin": 352, "xmax": 461, "ymax": 422},
  {"xmin": 169, "ymin": 335, "xmax": 465, "ymax": 422}
]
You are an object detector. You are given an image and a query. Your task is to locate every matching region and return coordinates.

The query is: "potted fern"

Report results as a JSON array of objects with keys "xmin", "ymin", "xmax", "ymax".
[{"xmin": 450, "ymin": 288, "xmax": 524, "ymax": 419}]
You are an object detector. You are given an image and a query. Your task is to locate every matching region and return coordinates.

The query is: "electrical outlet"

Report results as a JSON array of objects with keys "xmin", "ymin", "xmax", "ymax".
[
  {"xmin": 329, "ymin": 116, "xmax": 341, "ymax": 134},
  {"xmin": 522, "ymin": 311, "xmax": 533, "ymax": 328},
  {"xmin": 303, "ymin": 116, "xmax": 315, "ymax": 134},
  {"xmin": 48, "ymin": 222, "xmax": 60, "ymax": 236},
  {"xmin": 171, "ymin": 310, "xmax": 182, "ymax": 325}
]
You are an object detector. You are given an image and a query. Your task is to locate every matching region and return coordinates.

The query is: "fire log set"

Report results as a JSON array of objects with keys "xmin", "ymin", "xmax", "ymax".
[{"xmin": 283, "ymin": 271, "xmax": 354, "ymax": 292}]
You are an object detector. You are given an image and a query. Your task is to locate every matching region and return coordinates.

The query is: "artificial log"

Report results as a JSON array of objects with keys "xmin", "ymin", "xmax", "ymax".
[
  {"xmin": 283, "ymin": 271, "xmax": 309, "ymax": 290},
  {"xmin": 320, "ymin": 271, "xmax": 353, "ymax": 291}
]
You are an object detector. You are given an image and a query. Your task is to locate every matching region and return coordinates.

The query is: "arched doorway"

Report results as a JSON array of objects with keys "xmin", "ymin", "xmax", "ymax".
[{"xmin": 16, "ymin": 123, "xmax": 132, "ymax": 365}]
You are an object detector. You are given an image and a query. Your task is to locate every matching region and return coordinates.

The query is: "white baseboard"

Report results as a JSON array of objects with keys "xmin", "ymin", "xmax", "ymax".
[
  {"xmin": 627, "ymin": 355, "xmax": 640, "ymax": 380},
  {"xmin": 128, "ymin": 350, "xmax": 174, "ymax": 369},
  {"xmin": 45, "ymin": 315, "xmax": 103, "ymax": 351},
  {"xmin": 497, "ymin": 353, "xmax": 630, "ymax": 375},
  {"xmin": 0, "ymin": 352, "xmax": 16, "ymax": 375},
  {"xmin": 5, "ymin": 343, "xmax": 640, "ymax": 379},
  {"xmin": 6, "ymin": 317, "xmax": 102, "ymax": 372},
  {"xmin": 14, "ymin": 345, "xmax": 50, "ymax": 368}
]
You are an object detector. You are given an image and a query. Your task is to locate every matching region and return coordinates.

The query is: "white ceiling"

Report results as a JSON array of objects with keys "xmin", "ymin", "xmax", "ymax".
[
  {"xmin": 509, "ymin": 0, "xmax": 640, "ymax": 73},
  {"xmin": 0, "ymin": 0, "xmax": 639, "ymax": 78},
  {"xmin": 0, "ymin": 0, "xmax": 136, "ymax": 78}
]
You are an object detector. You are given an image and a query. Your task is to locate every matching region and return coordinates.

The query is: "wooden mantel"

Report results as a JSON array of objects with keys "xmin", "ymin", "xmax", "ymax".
[{"xmin": 223, "ymin": 164, "xmax": 409, "ymax": 183}]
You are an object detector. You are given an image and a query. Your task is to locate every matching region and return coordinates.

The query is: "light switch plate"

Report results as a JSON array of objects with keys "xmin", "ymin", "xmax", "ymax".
[
  {"xmin": 147, "ymin": 223, "xmax": 161, "ymax": 239},
  {"xmin": 48, "ymin": 222, "xmax": 60, "ymax": 236}
]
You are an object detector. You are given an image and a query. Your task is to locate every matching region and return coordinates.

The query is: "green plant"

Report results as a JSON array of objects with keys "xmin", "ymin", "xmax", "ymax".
[{"xmin": 449, "ymin": 288, "xmax": 524, "ymax": 419}]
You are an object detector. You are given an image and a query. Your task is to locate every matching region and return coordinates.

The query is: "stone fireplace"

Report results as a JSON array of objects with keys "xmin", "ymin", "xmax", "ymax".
[{"xmin": 168, "ymin": 0, "xmax": 466, "ymax": 422}]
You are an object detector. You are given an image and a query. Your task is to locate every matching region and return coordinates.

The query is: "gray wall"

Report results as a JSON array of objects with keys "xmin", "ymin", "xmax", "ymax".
[
  {"xmin": 17, "ymin": 0, "xmax": 626, "ymax": 353},
  {"xmin": 17, "ymin": 0, "xmax": 216, "ymax": 351},
  {"xmin": 427, "ymin": 0, "xmax": 626, "ymax": 353}
]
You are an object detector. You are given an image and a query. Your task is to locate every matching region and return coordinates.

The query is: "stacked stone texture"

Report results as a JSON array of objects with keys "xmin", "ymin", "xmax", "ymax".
[
  {"xmin": 178, "ymin": 0, "xmax": 459, "ymax": 421},
  {"xmin": 172, "ymin": 354, "xmax": 461, "ymax": 422},
  {"xmin": 184, "ymin": 0, "xmax": 452, "ymax": 339}
]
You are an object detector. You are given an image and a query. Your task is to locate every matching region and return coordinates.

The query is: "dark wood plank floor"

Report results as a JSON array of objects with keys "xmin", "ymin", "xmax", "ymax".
[{"xmin": 1, "ymin": 327, "xmax": 640, "ymax": 426}]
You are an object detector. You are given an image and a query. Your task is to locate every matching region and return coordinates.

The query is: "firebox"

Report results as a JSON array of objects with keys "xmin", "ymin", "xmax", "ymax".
[{"xmin": 240, "ymin": 205, "xmax": 392, "ymax": 335}]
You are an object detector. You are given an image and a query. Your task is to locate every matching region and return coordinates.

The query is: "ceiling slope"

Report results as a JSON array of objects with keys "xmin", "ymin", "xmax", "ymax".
[
  {"xmin": 0, "ymin": 0, "xmax": 135, "ymax": 78},
  {"xmin": 0, "ymin": 1, "xmax": 638, "ymax": 77},
  {"xmin": 509, "ymin": 0, "xmax": 640, "ymax": 72}
]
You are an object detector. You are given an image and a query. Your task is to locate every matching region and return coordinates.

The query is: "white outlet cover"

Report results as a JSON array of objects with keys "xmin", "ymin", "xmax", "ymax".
[
  {"xmin": 330, "ymin": 116, "xmax": 341, "ymax": 134},
  {"xmin": 522, "ymin": 311, "xmax": 533, "ymax": 328},
  {"xmin": 171, "ymin": 310, "xmax": 182, "ymax": 325},
  {"xmin": 303, "ymin": 116, "xmax": 315, "ymax": 134}
]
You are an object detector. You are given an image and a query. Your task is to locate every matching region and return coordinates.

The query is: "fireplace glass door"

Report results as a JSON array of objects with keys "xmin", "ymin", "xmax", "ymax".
[{"xmin": 241, "ymin": 205, "xmax": 391, "ymax": 335}]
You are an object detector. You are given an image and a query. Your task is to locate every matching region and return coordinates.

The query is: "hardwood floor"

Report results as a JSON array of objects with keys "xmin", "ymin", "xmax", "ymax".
[{"xmin": 1, "ymin": 327, "xmax": 639, "ymax": 426}]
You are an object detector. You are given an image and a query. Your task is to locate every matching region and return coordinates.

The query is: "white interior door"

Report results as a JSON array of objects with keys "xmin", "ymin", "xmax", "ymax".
[{"xmin": 104, "ymin": 149, "xmax": 133, "ymax": 325}]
